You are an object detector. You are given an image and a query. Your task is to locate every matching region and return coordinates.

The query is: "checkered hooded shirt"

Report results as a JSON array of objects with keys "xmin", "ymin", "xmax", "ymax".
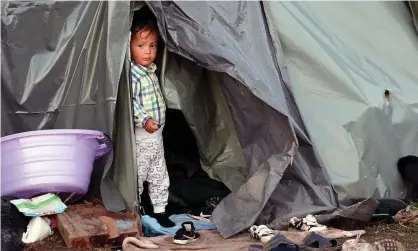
[{"xmin": 131, "ymin": 62, "xmax": 166, "ymax": 128}]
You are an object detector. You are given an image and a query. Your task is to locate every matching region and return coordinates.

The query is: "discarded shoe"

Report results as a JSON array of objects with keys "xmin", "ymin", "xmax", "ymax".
[
  {"xmin": 301, "ymin": 232, "xmax": 338, "ymax": 250},
  {"xmin": 173, "ymin": 221, "xmax": 200, "ymax": 245},
  {"xmin": 190, "ymin": 207, "xmax": 211, "ymax": 218},
  {"xmin": 249, "ymin": 225, "xmax": 277, "ymax": 244},
  {"xmin": 289, "ymin": 215, "xmax": 327, "ymax": 232},
  {"xmin": 153, "ymin": 212, "xmax": 175, "ymax": 228},
  {"xmin": 248, "ymin": 244, "xmax": 264, "ymax": 250}
]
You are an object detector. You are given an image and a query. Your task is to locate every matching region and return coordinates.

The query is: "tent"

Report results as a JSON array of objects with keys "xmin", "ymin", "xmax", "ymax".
[{"xmin": 2, "ymin": 1, "xmax": 418, "ymax": 238}]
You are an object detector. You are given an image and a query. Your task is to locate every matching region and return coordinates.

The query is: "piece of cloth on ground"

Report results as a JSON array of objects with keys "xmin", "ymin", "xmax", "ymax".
[
  {"xmin": 247, "ymin": 226, "xmax": 365, "ymax": 246},
  {"xmin": 247, "ymin": 229, "xmax": 366, "ymax": 247},
  {"xmin": 139, "ymin": 230, "xmax": 255, "ymax": 251},
  {"xmin": 278, "ymin": 229, "xmax": 366, "ymax": 244},
  {"xmin": 319, "ymin": 229, "xmax": 366, "ymax": 239},
  {"xmin": 141, "ymin": 214, "xmax": 216, "ymax": 236}
]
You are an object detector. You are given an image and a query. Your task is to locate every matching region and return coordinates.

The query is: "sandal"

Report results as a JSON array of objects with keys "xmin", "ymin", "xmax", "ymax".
[
  {"xmin": 301, "ymin": 232, "xmax": 338, "ymax": 250},
  {"xmin": 248, "ymin": 244, "xmax": 264, "ymax": 250},
  {"xmin": 249, "ymin": 225, "xmax": 276, "ymax": 244},
  {"xmin": 265, "ymin": 233, "xmax": 300, "ymax": 251}
]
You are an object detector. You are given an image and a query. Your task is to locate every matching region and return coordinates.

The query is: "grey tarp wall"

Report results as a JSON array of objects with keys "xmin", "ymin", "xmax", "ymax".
[
  {"xmin": 2, "ymin": 0, "xmax": 417, "ymax": 238},
  {"xmin": 262, "ymin": 1, "xmax": 418, "ymax": 204},
  {"xmin": 1, "ymin": 1, "xmax": 130, "ymax": 135}
]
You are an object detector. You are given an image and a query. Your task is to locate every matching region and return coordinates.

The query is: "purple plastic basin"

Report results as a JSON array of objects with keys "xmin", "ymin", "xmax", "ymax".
[{"xmin": 1, "ymin": 129, "xmax": 112, "ymax": 199}]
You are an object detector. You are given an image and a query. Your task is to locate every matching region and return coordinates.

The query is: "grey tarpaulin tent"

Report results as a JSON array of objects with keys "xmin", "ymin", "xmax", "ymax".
[{"xmin": 2, "ymin": 1, "xmax": 418, "ymax": 238}]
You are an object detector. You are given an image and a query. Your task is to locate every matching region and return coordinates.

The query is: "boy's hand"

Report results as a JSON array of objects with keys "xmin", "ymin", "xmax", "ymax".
[{"xmin": 144, "ymin": 119, "xmax": 160, "ymax": 133}]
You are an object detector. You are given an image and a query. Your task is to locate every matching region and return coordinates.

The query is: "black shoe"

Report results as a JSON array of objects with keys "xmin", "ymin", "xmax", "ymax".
[
  {"xmin": 190, "ymin": 206, "xmax": 212, "ymax": 218},
  {"xmin": 173, "ymin": 221, "xmax": 200, "ymax": 245},
  {"xmin": 154, "ymin": 212, "xmax": 176, "ymax": 228}
]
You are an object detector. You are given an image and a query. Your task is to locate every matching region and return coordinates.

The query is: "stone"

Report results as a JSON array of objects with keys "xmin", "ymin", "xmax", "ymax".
[{"xmin": 56, "ymin": 203, "xmax": 141, "ymax": 249}]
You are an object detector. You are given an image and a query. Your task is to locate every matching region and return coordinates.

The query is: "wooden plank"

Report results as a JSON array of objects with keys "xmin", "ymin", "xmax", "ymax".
[{"xmin": 56, "ymin": 203, "xmax": 141, "ymax": 248}]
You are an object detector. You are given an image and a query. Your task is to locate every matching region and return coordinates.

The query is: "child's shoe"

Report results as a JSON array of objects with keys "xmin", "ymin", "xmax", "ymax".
[{"xmin": 173, "ymin": 222, "xmax": 200, "ymax": 245}]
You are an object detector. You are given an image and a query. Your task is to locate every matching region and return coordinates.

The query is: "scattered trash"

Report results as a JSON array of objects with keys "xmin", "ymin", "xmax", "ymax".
[
  {"xmin": 10, "ymin": 193, "xmax": 67, "ymax": 217},
  {"xmin": 394, "ymin": 204, "xmax": 418, "ymax": 225},
  {"xmin": 22, "ymin": 216, "xmax": 53, "ymax": 244}
]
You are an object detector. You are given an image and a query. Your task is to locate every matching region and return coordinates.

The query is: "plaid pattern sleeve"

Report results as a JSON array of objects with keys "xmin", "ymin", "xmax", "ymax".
[{"xmin": 131, "ymin": 62, "xmax": 166, "ymax": 128}]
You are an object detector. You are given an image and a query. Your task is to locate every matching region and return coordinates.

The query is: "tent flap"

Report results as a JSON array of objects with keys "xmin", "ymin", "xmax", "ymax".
[
  {"xmin": 1, "ymin": 0, "xmax": 130, "ymax": 137},
  {"xmin": 3, "ymin": 0, "xmax": 418, "ymax": 238}
]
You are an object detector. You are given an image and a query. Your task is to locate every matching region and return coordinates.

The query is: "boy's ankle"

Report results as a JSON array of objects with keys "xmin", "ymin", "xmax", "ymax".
[{"xmin": 153, "ymin": 212, "xmax": 176, "ymax": 228}]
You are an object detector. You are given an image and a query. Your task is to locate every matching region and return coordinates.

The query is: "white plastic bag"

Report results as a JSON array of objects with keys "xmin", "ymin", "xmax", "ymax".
[{"xmin": 21, "ymin": 217, "xmax": 53, "ymax": 244}]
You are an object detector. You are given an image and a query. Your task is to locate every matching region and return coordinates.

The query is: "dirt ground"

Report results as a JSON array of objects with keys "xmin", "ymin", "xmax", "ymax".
[
  {"xmin": 23, "ymin": 233, "xmax": 112, "ymax": 251},
  {"xmin": 363, "ymin": 223, "xmax": 418, "ymax": 249},
  {"xmin": 23, "ymin": 223, "xmax": 418, "ymax": 251}
]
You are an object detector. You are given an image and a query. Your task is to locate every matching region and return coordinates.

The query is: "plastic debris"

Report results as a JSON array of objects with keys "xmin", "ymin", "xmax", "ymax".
[
  {"xmin": 22, "ymin": 217, "xmax": 53, "ymax": 244},
  {"xmin": 10, "ymin": 193, "xmax": 67, "ymax": 217}
]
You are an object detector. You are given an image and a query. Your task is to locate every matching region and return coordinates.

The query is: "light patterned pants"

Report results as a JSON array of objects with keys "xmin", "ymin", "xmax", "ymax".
[{"xmin": 135, "ymin": 126, "xmax": 169, "ymax": 214}]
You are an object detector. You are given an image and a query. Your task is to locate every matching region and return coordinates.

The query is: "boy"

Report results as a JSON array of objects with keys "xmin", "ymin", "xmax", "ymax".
[{"xmin": 130, "ymin": 20, "xmax": 175, "ymax": 227}]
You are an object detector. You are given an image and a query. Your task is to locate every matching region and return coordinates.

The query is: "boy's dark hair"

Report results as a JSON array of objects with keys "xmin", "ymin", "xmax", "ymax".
[
  {"xmin": 131, "ymin": 20, "xmax": 159, "ymax": 37},
  {"xmin": 131, "ymin": 8, "xmax": 159, "ymax": 36}
]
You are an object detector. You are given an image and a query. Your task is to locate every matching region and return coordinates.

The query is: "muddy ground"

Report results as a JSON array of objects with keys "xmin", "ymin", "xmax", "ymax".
[
  {"xmin": 24, "ymin": 223, "xmax": 418, "ymax": 251},
  {"xmin": 363, "ymin": 223, "xmax": 418, "ymax": 249},
  {"xmin": 23, "ymin": 233, "xmax": 112, "ymax": 251}
]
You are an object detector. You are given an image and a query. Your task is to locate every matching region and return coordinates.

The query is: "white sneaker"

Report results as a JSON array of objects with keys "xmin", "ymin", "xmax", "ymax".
[
  {"xmin": 249, "ymin": 225, "xmax": 277, "ymax": 244},
  {"xmin": 304, "ymin": 214, "xmax": 327, "ymax": 232},
  {"xmin": 289, "ymin": 214, "xmax": 327, "ymax": 232}
]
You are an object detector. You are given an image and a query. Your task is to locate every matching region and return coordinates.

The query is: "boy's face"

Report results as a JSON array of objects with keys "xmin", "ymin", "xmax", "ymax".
[{"xmin": 130, "ymin": 28, "xmax": 158, "ymax": 67}]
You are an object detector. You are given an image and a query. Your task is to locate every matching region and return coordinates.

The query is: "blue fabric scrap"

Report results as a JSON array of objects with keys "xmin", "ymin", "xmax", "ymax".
[{"xmin": 141, "ymin": 214, "xmax": 216, "ymax": 237}]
